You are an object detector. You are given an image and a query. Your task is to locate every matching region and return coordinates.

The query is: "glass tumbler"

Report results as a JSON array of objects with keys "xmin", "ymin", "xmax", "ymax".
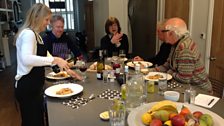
[
  {"xmin": 158, "ymin": 74, "xmax": 167, "ymax": 95},
  {"xmin": 119, "ymin": 49, "xmax": 126, "ymax": 59},
  {"xmin": 109, "ymin": 99, "xmax": 125, "ymax": 126},
  {"xmin": 184, "ymin": 85, "xmax": 196, "ymax": 104}
]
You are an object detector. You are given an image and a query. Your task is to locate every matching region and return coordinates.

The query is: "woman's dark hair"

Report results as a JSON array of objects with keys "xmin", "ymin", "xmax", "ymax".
[{"xmin": 105, "ymin": 17, "xmax": 121, "ymax": 34}]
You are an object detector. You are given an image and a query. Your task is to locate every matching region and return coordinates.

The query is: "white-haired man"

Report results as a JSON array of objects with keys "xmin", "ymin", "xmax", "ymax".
[{"xmin": 152, "ymin": 17, "xmax": 212, "ymax": 93}]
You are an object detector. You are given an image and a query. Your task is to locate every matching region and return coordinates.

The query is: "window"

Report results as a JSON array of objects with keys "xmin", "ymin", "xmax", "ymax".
[{"xmin": 35, "ymin": 0, "xmax": 75, "ymax": 30}]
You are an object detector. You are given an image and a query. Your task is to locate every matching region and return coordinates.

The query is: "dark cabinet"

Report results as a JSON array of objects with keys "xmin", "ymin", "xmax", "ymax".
[{"xmin": 85, "ymin": 1, "xmax": 95, "ymax": 51}]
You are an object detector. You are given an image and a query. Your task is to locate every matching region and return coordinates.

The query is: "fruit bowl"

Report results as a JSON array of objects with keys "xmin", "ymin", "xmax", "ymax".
[
  {"xmin": 164, "ymin": 91, "xmax": 180, "ymax": 102},
  {"xmin": 128, "ymin": 102, "xmax": 224, "ymax": 126}
]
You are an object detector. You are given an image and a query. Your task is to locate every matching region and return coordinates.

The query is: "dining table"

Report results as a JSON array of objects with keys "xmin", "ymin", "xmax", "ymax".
[{"xmin": 44, "ymin": 67, "xmax": 224, "ymax": 126}]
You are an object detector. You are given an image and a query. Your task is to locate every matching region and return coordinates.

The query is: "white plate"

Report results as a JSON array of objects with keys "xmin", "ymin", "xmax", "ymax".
[
  {"xmin": 46, "ymin": 71, "xmax": 70, "ymax": 80},
  {"xmin": 87, "ymin": 62, "xmax": 113, "ymax": 72},
  {"xmin": 126, "ymin": 61, "xmax": 153, "ymax": 68},
  {"xmin": 144, "ymin": 72, "xmax": 172, "ymax": 81},
  {"xmin": 107, "ymin": 57, "xmax": 128, "ymax": 62},
  {"xmin": 128, "ymin": 102, "xmax": 224, "ymax": 126},
  {"xmin": 44, "ymin": 83, "xmax": 83, "ymax": 98}
]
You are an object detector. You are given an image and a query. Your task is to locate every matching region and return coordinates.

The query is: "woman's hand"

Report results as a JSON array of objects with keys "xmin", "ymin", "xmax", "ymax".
[
  {"xmin": 111, "ymin": 33, "xmax": 123, "ymax": 44},
  {"xmin": 66, "ymin": 69, "xmax": 83, "ymax": 81},
  {"xmin": 52, "ymin": 57, "xmax": 70, "ymax": 70}
]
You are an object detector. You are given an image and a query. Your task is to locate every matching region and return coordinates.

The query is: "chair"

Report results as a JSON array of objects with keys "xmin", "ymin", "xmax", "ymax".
[{"xmin": 210, "ymin": 78, "xmax": 224, "ymax": 98}]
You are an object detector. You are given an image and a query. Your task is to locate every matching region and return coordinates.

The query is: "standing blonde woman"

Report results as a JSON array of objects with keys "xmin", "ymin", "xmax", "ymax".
[{"xmin": 14, "ymin": 3, "xmax": 81, "ymax": 126}]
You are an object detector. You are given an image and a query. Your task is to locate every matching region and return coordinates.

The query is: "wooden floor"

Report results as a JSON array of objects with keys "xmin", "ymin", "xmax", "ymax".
[
  {"xmin": 0, "ymin": 65, "xmax": 21, "ymax": 126},
  {"xmin": 0, "ymin": 42, "xmax": 21, "ymax": 126}
]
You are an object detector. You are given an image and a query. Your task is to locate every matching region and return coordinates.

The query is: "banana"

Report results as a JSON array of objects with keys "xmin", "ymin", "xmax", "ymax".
[
  {"xmin": 148, "ymin": 100, "xmax": 177, "ymax": 113},
  {"xmin": 156, "ymin": 105, "xmax": 178, "ymax": 113}
]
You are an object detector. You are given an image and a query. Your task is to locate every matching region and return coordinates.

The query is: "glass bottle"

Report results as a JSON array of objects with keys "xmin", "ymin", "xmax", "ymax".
[
  {"xmin": 123, "ymin": 65, "xmax": 129, "ymax": 84},
  {"xmin": 52, "ymin": 64, "xmax": 60, "ymax": 73},
  {"xmin": 126, "ymin": 63, "xmax": 144, "ymax": 112},
  {"xmin": 96, "ymin": 50, "xmax": 105, "ymax": 80}
]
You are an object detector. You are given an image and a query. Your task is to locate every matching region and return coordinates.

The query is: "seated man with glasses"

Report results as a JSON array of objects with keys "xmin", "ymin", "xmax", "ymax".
[
  {"xmin": 134, "ymin": 21, "xmax": 171, "ymax": 66},
  {"xmin": 151, "ymin": 17, "xmax": 212, "ymax": 93}
]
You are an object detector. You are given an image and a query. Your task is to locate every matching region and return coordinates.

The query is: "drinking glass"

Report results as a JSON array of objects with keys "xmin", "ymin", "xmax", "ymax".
[
  {"xmin": 112, "ymin": 52, "xmax": 118, "ymax": 57},
  {"xmin": 109, "ymin": 99, "xmax": 125, "ymax": 126},
  {"xmin": 158, "ymin": 73, "xmax": 167, "ymax": 95},
  {"xmin": 78, "ymin": 60, "xmax": 87, "ymax": 82},
  {"xmin": 184, "ymin": 83, "xmax": 196, "ymax": 104},
  {"xmin": 103, "ymin": 70, "xmax": 108, "ymax": 83},
  {"xmin": 119, "ymin": 50, "xmax": 126, "ymax": 59}
]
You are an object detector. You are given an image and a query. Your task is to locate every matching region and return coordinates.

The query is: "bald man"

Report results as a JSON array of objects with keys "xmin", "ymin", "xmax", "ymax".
[{"xmin": 152, "ymin": 17, "xmax": 212, "ymax": 93}]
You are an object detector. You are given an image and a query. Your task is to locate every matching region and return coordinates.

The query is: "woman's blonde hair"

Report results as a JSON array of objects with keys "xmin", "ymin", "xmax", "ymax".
[{"xmin": 16, "ymin": 3, "xmax": 52, "ymax": 37}]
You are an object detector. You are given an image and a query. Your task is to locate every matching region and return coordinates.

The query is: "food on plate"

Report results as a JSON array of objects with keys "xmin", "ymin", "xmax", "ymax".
[
  {"xmin": 193, "ymin": 111, "xmax": 203, "ymax": 119},
  {"xmin": 129, "ymin": 61, "xmax": 149, "ymax": 68},
  {"xmin": 148, "ymin": 74, "xmax": 163, "ymax": 80},
  {"xmin": 88, "ymin": 62, "xmax": 112, "ymax": 71},
  {"xmin": 56, "ymin": 88, "xmax": 73, "ymax": 95},
  {"xmin": 141, "ymin": 100, "xmax": 214, "ymax": 126},
  {"xmin": 141, "ymin": 68, "xmax": 149, "ymax": 74},
  {"xmin": 148, "ymin": 100, "xmax": 178, "ymax": 113},
  {"xmin": 53, "ymin": 72, "xmax": 69, "ymax": 78},
  {"xmin": 150, "ymin": 119, "xmax": 162, "ymax": 126},
  {"xmin": 199, "ymin": 114, "xmax": 213, "ymax": 126},
  {"xmin": 99, "ymin": 111, "xmax": 109, "ymax": 120},
  {"xmin": 171, "ymin": 114, "xmax": 185, "ymax": 126},
  {"xmin": 138, "ymin": 62, "xmax": 149, "ymax": 69},
  {"xmin": 153, "ymin": 109, "xmax": 170, "ymax": 122},
  {"xmin": 164, "ymin": 120, "xmax": 172, "ymax": 126},
  {"xmin": 179, "ymin": 105, "xmax": 191, "ymax": 117},
  {"xmin": 141, "ymin": 112, "xmax": 152, "ymax": 125}
]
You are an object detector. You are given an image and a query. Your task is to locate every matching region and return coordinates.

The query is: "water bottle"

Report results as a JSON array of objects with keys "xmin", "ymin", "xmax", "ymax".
[{"xmin": 125, "ymin": 65, "xmax": 144, "ymax": 112}]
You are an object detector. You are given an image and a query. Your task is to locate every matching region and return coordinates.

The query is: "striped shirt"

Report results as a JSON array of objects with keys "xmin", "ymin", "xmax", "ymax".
[{"xmin": 155, "ymin": 34, "xmax": 212, "ymax": 91}]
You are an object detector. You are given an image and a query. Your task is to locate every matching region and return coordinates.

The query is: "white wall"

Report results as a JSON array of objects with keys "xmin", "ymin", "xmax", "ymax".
[
  {"xmin": 108, "ymin": 0, "xmax": 128, "ymax": 36},
  {"xmin": 93, "ymin": 0, "xmax": 109, "ymax": 47}
]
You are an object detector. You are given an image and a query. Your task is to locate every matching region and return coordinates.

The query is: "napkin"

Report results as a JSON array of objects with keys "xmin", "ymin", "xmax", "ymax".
[{"xmin": 194, "ymin": 94, "xmax": 220, "ymax": 108}]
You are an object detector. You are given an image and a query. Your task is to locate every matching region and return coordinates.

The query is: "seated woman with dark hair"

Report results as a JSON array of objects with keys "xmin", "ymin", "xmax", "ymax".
[{"xmin": 100, "ymin": 17, "xmax": 129, "ymax": 57}]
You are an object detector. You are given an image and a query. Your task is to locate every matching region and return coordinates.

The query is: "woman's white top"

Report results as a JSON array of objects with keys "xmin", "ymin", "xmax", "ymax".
[{"xmin": 15, "ymin": 28, "xmax": 54, "ymax": 85}]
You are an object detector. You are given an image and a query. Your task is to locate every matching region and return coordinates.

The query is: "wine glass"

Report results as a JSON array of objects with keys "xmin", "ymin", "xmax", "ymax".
[
  {"xmin": 119, "ymin": 49, "xmax": 126, "ymax": 59},
  {"xmin": 119, "ymin": 50, "xmax": 126, "ymax": 70},
  {"xmin": 78, "ymin": 60, "xmax": 87, "ymax": 82}
]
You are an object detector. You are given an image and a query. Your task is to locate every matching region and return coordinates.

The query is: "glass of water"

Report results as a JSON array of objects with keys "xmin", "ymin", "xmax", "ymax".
[
  {"xmin": 158, "ymin": 73, "xmax": 167, "ymax": 95},
  {"xmin": 184, "ymin": 84, "xmax": 196, "ymax": 104},
  {"xmin": 109, "ymin": 98, "xmax": 125, "ymax": 126}
]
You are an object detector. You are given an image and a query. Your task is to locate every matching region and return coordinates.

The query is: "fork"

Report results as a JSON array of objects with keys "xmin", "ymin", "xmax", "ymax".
[{"xmin": 87, "ymin": 93, "xmax": 95, "ymax": 101}]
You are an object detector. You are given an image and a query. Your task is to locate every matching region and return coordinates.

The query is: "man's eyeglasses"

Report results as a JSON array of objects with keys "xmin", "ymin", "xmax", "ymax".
[{"xmin": 161, "ymin": 30, "xmax": 170, "ymax": 32}]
